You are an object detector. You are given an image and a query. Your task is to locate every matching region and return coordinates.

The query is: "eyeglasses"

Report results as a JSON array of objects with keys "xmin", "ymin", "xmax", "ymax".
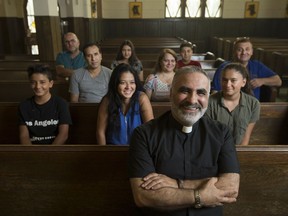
[{"xmin": 65, "ymin": 39, "xmax": 77, "ymax": 44}]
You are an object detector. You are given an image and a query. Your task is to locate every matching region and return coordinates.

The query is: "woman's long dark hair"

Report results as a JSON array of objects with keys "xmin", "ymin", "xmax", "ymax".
[
  {"xmin": 221, "ymin": 62, "xmax": 254, "ymax": 95},
  {"xmin": 105, "ymin": 63, "xmax": 143, "ymax": 123},
  {"xmin": 115, "ymin": 40, "xmax": 139, "ymax": 65}
]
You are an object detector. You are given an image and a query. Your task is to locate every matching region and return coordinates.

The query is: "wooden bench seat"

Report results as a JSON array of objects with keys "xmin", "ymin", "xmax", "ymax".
[
  {"xmin": 0, "ymin": 69, "xmax": 30, "ymax": 80},
  {"xmin": 0, "ymin": 102, "xmax": 287, "ymax": 144},
  {"xmin": 211, "ymin": 37, "xmax": 287, "ymax": 100},
  {"xmin": 102, "ymin": 52, "xmax": 215, "ymax": 61},
  {"xmin": 0, "ymin": 80, "xmax": 69, "ymax": 102},
  {"xmin": 0, "ymin": 66, "xmax": 209, "ymax": 101},
  {"xmin": 0, "ymin": 60, "xmax": 56, "ymax": 69},
  {"xmin": 100, "ymin": 37, "xmax": 183, "ymax": 54},
  {"xmin": 101, "ymin": 59, "xmax": 218, "ymax": 70},
  {"xmin": 100, "ymin": 37, "xmax": 183, "ymax": 45},
  {"xmin": 211, "ymin": 37, "xmax": 288, "ymax": 67},
  {"xmin": 0, "ymin": 145, "xmax": 287, "ymax": 216}
]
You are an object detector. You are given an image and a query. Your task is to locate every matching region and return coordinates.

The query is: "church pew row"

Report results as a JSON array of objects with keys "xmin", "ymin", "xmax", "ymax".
[
  {"xmin": 0, "ymin": 53, "xmax": 215, "ymax": 73},
  {"xmin": 0, "ymin": 77, "xmax": 278, "ymax": 103},
  {"xmin": 100, "ymin": 37, "xmax": 183, "ymax": 48},
  {"xmin": 102, "ymin": 52, "xmax": 215, "ymax": 61},
  {"xmin": 0, "ymin": 80, "xmax": 70, "ymax": 102},
  {"xmin": 211, "ymin": 36, "xmax": 288, "ymax": 58},
  {"xmin": 0, "ymin": 102, "xmax": 287, "ymax": 145},
  {"xmin": 143, "ymin": 67, "xmax": 217, "ymax": 82},
  {"xmin": 101, "ymin": 59, "xmax": 218, "ymax": 70},
  {"xmin": 0, "ymin": 59, "xmax": 219, "ymax": 84},
  {"xmin": 100, "ymin": 37, "xmax": 183, "ymax": 46},
  {"xmin": 210, "ymin": 37, "xmax": 288, "ymax": 79},
  {"xmin": 273, "ymin": 52, "xmax": 288, "ymax": 86},
  {"xmin": 0, "ymin": 60, "xmax": 56, "ymax": 69},
  {"xmin": 0, "ymin": 145, "xmax": 287, "ymax": 216},
  {"xmin": 0, "ymin": 69, "xmax": 30, "ymax": 80},
  {"xmin": 100, "ymin": 36, "xmax": 206, "ymax": 54},
  {"xmin": 1, "ymin": 53, "xmax": 213, "ymax": 64}
]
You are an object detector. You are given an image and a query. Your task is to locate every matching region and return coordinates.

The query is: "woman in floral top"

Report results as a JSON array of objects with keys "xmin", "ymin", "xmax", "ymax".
[{"xmin": 143, "ymin": 48, "xmax": 177, "ymax": 102}]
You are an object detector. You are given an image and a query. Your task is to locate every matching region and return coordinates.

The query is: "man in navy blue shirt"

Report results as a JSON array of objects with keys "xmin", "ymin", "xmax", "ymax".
[{"xmin": 212, "ymin": 37, "xmax": 282, "ymax": 100}]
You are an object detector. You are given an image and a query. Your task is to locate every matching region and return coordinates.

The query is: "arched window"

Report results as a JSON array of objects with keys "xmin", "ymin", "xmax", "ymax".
[{"xmin": 165, "ymin": 0, "xmax": 222, "ymax": 18}]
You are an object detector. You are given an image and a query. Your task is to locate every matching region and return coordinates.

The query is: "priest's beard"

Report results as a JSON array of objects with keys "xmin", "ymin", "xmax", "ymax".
[{"xmin": 171, "ymin": 101, "xmax": 207, "ymax": 126}]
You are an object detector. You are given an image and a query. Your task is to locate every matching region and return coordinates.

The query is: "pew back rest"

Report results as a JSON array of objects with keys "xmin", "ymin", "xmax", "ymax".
[
  {"xmin": 250, "ymin": 103, "xmax": 288, "ymax": 144},
  {"xmin": 68, "ymin": 102, "xmax": 171, "ymax": 144},
  {"xmin": 0, "ymin": 102, "xmax": 288, "ymax": 145},
  {"xmin": 0, "ymin": 145, "xmax": 287, "ymax": 216}
]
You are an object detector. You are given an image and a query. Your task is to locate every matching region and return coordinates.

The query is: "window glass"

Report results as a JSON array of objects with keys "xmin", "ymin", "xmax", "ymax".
[
  {"xmin": 205, "ymin": 0, "xmax": 222, "ymax": 17},
  {"xmin": 165, "ymin": 0, "xmax": 181, "ymax": 17},
  {"xmin": 185, "ymin": 0, "xmax": 201, "ymax": 17},
  {"xmin": 26, "ymin": 0, "xmax": 36, "ymax": 33},
  {"xmin": 26, "ymin": 0, "xmax": 38, "ymax": 54}
]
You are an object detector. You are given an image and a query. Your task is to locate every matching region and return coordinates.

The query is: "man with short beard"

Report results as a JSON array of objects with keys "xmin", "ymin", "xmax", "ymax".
[{"xmin": 128, "ymin": 66, "xmax": 240, "ymax": 216}]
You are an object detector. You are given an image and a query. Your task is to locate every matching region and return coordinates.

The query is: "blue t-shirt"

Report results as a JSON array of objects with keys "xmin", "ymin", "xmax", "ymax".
[
  {"xmin": 106, "ymin": 92, "xmax": 142, "ymax": 145},
  {"xmin": 212, "ymin": 60, "xmax": 277, "ymax": 100},
  {"xmin": 56, "ymin": 51, "xmax": 86, "ymax": 69}
]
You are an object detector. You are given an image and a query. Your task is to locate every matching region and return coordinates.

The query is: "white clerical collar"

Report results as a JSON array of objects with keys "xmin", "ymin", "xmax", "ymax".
[{"xmin": 182, "ymin": 126, "xmax": 193, "ymax": 133}]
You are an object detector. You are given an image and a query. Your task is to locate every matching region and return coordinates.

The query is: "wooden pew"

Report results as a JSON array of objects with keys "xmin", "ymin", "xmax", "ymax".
[
  {"xmin": 3, "ymin": 54, "xmax": 40, "ymax": 60},
  {"xmin": 250, "ymin": 102, "xmax": 288, "ymax": 144},
  {"xmin": 0, "ymin": 69, "xmax": 30, "ymax": 80},
  {"xmin": 0, "ymin": 59, "xmax": 56, "ymax": 69},
  {"xmin": 102, "ymin": 52, "xmax": 215, "ymax": 61},
  {"xmin": 0, "ymin": 102, "xmax": 288, "ymax": 145},
  {"xmin": 0, "ymin": 145, "xmax": 286, "ymax": 216},
  {"xmin": 0, "ymin": 59, "xmax": 217, "ymax": 82},
  {"xmin": 273, "ymin": 52, "xmax": 288, "ymax": 87},
  {"xmin": 99, "ymin": 37, "xmax": 209, "ymax": 54},
  {"xmin": 210, "ymin": 37, "xmax": 286, "ymax": 102},
  {"xmin": 0, "ymin": 80, "xmax": 70, "ymax": 102},
  {"xmin": 211, "ymin": 37, "xmax": 288, "ymax": 69},
  {"xmin": 102, "ymin": 59, "xmax": 218, "ymax": 72},
  {"xmin": 0, "ymin": 102, "xmax": 171, "ymax": 144},
  {"xmin": 212, "ymin": 37, "xmax": 288, "ymax": 55},
  {"xmin": 68, "ymin": 102, "xmax": 288, "ymax": 145},
  {"xmin": 68, "ymin": 102, "xmax": 171, "ymax": 144}
]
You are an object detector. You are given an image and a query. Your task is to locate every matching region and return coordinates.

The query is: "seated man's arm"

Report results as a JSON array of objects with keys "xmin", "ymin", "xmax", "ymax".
[
  {"xmin": 69, "ymin": 73, "xmax": 80, "ymax": 102},
  {"xmin": 250, "ymin": 74, "xmax": 282, "ymax": 89},
  {"xmin": 70, "ymin": 93, "xmax": 79, "ymax": 103},
  {"xmin": 56, "ymin": 65, "xmax": 73, "ymax": 78}
]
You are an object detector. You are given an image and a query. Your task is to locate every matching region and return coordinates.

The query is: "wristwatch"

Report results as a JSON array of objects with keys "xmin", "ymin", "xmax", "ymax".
[{"xmin": 194, "ymin": 189, "xmax": 202, "ymax": 208}]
